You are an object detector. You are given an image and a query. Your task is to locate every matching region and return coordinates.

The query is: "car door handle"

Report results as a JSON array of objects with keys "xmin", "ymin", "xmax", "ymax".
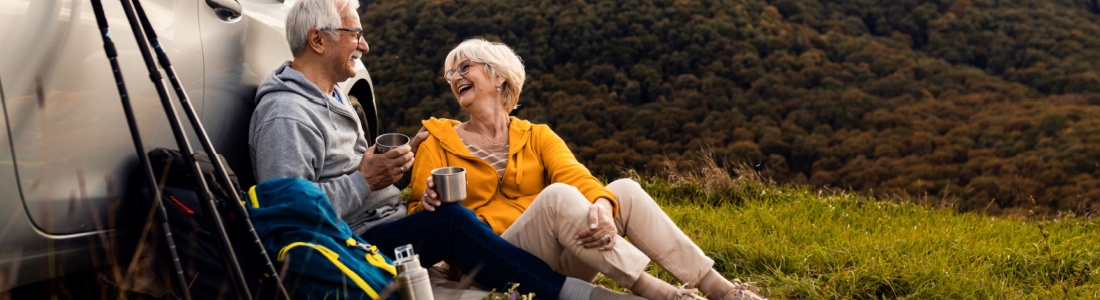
[{"xmin": 206, "ymin": 0, "xmax": 242, "ymax": 22}]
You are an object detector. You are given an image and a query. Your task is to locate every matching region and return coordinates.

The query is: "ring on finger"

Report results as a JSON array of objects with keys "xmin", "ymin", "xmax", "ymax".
[{"xmin": 602, "ymin": 234, "xmax": 611, "ymax": 244}]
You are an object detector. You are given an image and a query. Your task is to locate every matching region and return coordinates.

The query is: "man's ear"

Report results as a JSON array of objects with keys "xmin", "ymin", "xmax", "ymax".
[{"xmin": 308, "ymin": 28, "xmax": 326, "ymax": 55}]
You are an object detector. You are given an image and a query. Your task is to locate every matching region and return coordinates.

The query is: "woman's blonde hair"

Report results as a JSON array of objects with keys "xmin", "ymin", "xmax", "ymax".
[{"xmin": 444, "ymin": 38, "xmax": 526, "ymax": 112}]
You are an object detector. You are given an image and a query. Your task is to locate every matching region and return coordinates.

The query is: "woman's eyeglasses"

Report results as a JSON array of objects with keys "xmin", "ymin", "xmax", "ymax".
[{"xmin": 444, "ymin": 60, "xmax": 483, "ymax": 83}]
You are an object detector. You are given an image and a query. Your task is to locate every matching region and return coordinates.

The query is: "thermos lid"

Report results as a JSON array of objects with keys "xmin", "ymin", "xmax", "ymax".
[{"xmin": 395, "ymin": 244, "xmax": 422, "ymax": 273}]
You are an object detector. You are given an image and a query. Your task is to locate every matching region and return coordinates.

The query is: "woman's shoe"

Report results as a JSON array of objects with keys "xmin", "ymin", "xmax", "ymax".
[
  {"xmin": 714, "ymin": 279, "xmax": 765, "ymax": 300},
  {"xmin": 672, "ymin": 285, "xmax": 706, "ymax": 300}
]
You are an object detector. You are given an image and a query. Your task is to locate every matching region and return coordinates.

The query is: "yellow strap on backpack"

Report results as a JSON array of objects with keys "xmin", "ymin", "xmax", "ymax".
[
  {"xmin": 278, "ymin": 242, "xmax": 381, "ymax": 299},
  {"xmin": 247, "ymin": 185, "xmax": 260, "ymax": 208},
  {"xmin": 345, "ymin": 238, "xmax": 397, "ymax": 276}
]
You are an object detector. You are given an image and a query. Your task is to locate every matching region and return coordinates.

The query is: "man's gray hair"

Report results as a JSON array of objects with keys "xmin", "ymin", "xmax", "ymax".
[{"xmin": 286, "ymin": 0, "xmax": 355, "ymax": 56}]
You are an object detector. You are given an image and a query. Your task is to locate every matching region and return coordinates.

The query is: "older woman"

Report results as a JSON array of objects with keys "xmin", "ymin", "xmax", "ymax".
[{"xmin": 409, "ymin": 38, "xmax": 765, "ymax": 300}]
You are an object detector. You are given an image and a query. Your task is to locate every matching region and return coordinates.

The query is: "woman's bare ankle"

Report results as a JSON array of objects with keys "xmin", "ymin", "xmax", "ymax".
[{"xmin": 630, "ymin": 273, "xmax": 702, "ymax": 299}]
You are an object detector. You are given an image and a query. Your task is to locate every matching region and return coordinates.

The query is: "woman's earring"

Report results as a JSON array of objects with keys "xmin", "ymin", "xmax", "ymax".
[{"xmin": 496, "ymin": 86, "xmax": 502, "ymax": 93}]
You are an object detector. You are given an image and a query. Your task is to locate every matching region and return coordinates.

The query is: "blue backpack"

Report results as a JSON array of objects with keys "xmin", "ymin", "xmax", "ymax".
[{"xmin": 246, "ymin": 178, "xmax": 398, "ymax": 299}]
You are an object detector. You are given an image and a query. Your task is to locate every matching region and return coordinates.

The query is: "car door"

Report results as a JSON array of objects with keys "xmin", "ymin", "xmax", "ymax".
[
  {"xmin": 2, "ymin": 0, "xmax": 202, "ymax": 235},
  {"xmin": 0, "ymin": 0, "xmax": 202, "ymax": 289}
]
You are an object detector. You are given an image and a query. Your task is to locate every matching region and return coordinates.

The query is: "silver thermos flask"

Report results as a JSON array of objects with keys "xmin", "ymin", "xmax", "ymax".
[{"xmin": 394, "ymin": 244, "xmax": 434, "ymax": 300}]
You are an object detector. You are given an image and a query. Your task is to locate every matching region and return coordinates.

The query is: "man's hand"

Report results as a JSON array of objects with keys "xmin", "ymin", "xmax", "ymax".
[
  {"xmin": 360, "ymin": 145, "xmax": 414, "ymax": 191},
  {"xmin": 575, "ymin": 197, "xmax": 617, "ymax": 251},
  {"xmin": 410, "ymin": 126, "xmax": 430, "ymax": 155}
]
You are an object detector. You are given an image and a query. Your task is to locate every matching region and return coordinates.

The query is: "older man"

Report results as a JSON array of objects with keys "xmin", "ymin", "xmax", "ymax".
[
  {"xmin": 251, "ymin": 0, "xmax": 407, "ymax": 240},
  {"xmin": 248, "ymin": 1, "xmax": 642, "ymax": 299}
]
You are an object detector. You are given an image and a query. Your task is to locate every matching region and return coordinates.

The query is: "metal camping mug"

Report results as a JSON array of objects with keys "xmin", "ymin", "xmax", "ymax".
[
  {"xmin": 375, "ymin": 133, "xmax": 410, "ymax": 154},
  {"xmin": 431, "ymin": 167, "xmax": 467, "ymax": 204}
]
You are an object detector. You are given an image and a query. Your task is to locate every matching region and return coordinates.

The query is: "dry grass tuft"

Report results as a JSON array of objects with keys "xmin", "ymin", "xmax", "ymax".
[{"xmin": 623, "ymin": 148, "xmax": 774, "ymax": 207}]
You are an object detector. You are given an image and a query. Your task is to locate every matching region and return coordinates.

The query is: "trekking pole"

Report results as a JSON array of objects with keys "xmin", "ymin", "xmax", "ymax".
[
  {"xmin": 129, "ymin": 0, "xmax": 290, "ymax": 298},
  {"xmin": 113, "ymin": 0, "xmax": 253, "ymax": 298},
  {"xmin": 87, "ymin": 0, "xmax": 192, "ymax": 299}
]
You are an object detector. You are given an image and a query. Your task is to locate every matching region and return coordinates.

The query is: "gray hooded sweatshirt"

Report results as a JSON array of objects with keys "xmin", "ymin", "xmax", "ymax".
[{"xmin": 249, "ymin": 61, "xmax": 404, "ymax": 235}]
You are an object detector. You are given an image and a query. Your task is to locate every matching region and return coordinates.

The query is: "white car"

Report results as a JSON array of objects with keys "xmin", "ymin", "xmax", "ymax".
[{"xmin": 0, "ymin": 0, "xmax": 379, "ymax": 293}]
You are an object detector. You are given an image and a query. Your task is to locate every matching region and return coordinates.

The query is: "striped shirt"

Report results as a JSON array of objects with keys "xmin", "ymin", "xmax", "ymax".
[{"xmin": 464, "ymin": 142, "xmax": 508, "ymax": 177}]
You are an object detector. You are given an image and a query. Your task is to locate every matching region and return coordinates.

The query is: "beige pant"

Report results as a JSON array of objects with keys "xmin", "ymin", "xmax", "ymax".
[{"xmin": 500, "ymin": 179, "xmax": 715, "ymax": 288}]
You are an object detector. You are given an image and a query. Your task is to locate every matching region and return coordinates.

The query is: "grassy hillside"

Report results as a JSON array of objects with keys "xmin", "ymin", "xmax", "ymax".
[
  {"xmin": 360, "ymin": 0, "xmax": 1100, "ymax": 216},
  {"xmin": 615, "ymin": 162, "xmax": 1100, "ymax": 299}
]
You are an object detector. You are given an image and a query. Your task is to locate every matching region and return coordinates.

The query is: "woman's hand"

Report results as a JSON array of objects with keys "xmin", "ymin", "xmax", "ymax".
[
  {"xmin": 420, "ymin": 177, "xmax": 444, "ymax": 212},
  {"xmin": 575, "ymin": 197, "xmax": 617, "ymax": 251}
]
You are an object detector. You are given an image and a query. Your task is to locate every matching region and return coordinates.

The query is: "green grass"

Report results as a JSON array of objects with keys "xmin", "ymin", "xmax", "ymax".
[{"xmin": 611, "ymin": 172, "xmax": 1100, "ymax": 299}]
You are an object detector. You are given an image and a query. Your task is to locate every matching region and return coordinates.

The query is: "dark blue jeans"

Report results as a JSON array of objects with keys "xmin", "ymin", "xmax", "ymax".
[{"xmin": 362, "ymin": 204, "xmax": 565, "ymax": 298}]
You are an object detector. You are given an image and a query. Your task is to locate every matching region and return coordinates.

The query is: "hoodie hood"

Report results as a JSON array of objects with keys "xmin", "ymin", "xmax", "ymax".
[
  {"xmin": 420, "ymin": 116, "xmax": 536, "ymax": 190},
  {"xmin": 421, "ymin": 116, "xmax": 533, "ymax": 156},
  {"xmin": 255, "ymin": 61, "xmax": 329, "ymax": 106},
  {"xmin": 254, "ymin": 61, "xmax": 361, "ymax": 132}
]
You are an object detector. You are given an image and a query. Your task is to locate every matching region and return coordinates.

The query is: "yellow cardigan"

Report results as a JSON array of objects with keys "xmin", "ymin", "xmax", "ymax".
[{"xmin": 408, "ymin": 117, "xmax": 618, "ymax": 234}]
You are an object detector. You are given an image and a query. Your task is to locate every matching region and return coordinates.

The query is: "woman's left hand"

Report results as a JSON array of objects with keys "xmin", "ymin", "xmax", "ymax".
[{"xmin": 575, "ymin": 197, "xmax": 617, "ymax": 251}]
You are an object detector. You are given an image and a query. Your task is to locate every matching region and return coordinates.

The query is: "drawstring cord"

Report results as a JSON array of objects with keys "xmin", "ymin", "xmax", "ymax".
[
  {"xmin": 324, "ymin": 98, "xmax": 336, "ymax": 130},
  {"xmin": 515, "ymin": 150, "xmax": 522, "ymax": 185}
]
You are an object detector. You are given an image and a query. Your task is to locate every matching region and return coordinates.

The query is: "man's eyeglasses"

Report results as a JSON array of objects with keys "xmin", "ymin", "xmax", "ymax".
[
  {"xmin": 328, "ymin": 27, "xmax": 363, "ymax": 43},
  {"xmin": 444, "ymin": 60, "xmax": 483, "ymax": 83}
]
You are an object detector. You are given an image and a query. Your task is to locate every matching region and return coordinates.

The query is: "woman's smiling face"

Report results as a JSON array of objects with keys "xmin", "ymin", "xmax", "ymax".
[{"xmin": 446, "ymin": 56, "xmax": 497, "ymax": 108}]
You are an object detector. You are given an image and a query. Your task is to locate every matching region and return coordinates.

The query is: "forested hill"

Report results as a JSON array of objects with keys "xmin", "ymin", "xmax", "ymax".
[{"xmin": 360, "ymin": 0, "xmax": 1100, "ymax": 215}]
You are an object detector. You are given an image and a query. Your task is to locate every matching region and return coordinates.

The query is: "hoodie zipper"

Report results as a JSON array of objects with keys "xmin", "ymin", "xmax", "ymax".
[
  {"xmin": 467, "ymin": 148, "xmax": 508, "ymax": 198},
  {"xmin": 498, "ymin": 168, "xmax": 505, "ymax": 196},
  {"xmin": 326, "ymin": 93, "xmax": 364, "ymax": 138},
  {"xmin": 448, "ymin": 140, "xmax": 510, "ymax": 199}
]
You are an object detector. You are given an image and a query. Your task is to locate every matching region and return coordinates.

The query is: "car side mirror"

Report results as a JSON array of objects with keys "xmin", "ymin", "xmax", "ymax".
[{"xmin": 206, "ymin": 0, "xmax": 242, "ymax": 23}]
